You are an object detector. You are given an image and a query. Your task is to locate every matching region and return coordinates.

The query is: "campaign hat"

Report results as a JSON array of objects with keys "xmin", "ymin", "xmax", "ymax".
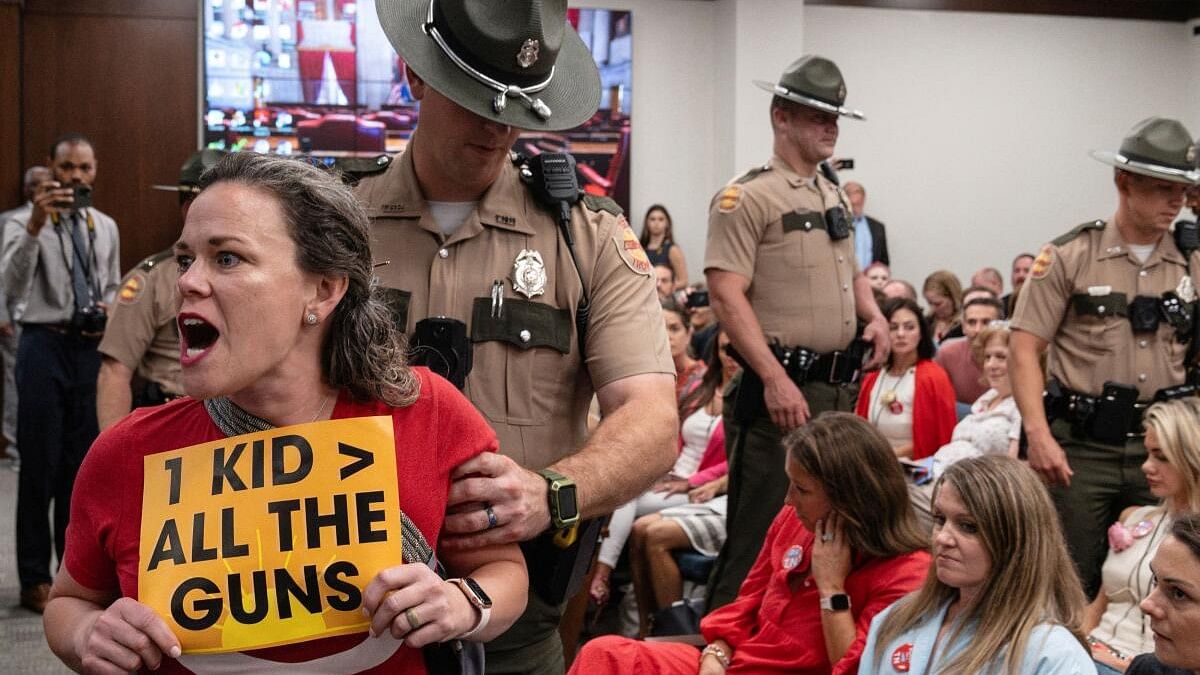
[
  {"xmin": 375, "ymin": 0, "xmax": 601, "ymax": 131},
  {"xmin": 1090, "ymin": 117, "xmax": 1199, "ymax": 185},
  {"xmin": 753, "ymin": 55, "xmax": 865, "ymax": 121},
  {"xmin": 151, "ymin": 149, "xmax": 228, "ymax": 194}
]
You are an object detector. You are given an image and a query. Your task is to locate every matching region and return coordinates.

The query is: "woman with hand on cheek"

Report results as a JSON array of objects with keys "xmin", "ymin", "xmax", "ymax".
[{"xmin": 571, "ymin": 413, "xmax": 929, "ymax": 674}]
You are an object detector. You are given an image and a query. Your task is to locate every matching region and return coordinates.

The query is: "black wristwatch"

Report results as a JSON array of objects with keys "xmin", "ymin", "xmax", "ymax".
[
  {"xmin": 820, "ymin": 593, "xmax": 851, "ymax": 612},
  {"xmin": 537, "ymin": 468, "xmax": 580, "ymax": 531}
]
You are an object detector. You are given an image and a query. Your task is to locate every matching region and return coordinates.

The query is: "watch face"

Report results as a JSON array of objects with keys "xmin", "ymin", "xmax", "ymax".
[
  {"xmin": 830, "ymin": 594, "xmax": 850, "ymax": 611},
  {"xmin": 556, "ymin": 483, "xmax": 579, "ymax": 521},
  {"xmin": 464, "ymin": 578, "xmax": 493, "ymax": 608}
]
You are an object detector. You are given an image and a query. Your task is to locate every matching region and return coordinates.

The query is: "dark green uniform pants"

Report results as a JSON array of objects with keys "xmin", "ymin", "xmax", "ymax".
[
  {"xmin": 705, "ymin": 375, "xmax": 857, "ymax": 611},
  {"xmin": 1050, "ymin": 419, "xmax": 1155, "ymax": 599},
  {"xmin": 484, "ymin": 589, "xmax": 566, "ymax": 674}
]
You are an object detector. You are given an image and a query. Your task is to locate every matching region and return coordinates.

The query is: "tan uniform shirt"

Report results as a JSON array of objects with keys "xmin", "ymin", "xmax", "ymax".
[
  {"xmin": 98, "ymin": 252, "xmax": 183, "ymax": 394},
  {"xmin": 703, "ymin": 157, "xmax": 859, "ymax": 353},
  {"xmin": 356, "ymin": 150, "xmax": 674, "ymax": 470},
  {"xmin": 1011, "ymin": 220, "xmax": 1200, "ymax": 399}
]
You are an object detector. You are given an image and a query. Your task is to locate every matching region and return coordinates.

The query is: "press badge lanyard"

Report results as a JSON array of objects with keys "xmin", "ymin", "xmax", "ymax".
[{"xmin": 51, "ymin": 210, "xmax": 101, "ymax": 305}]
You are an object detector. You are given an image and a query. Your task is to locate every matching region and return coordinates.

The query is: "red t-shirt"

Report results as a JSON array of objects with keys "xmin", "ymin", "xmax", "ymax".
[
  {"xmin": 64, "ymin": 368, "xmax": 496, "ymax": 674},
  {"xmin": 700, "ymin": 507, "xmax": 931, "ymax": 674}
]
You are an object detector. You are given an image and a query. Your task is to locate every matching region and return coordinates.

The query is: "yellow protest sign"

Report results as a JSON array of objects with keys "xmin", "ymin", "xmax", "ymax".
[{"xmin": 138, "ymin": 416, "xmax": 401, "ymax": 654}]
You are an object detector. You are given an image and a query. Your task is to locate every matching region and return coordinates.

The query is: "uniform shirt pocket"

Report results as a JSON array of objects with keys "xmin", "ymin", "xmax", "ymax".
[
  {"xmin": 780, "ymin": 210, "xmax": 827, "ymax": 269},
  {"xmin": 469, "ymin": 298, "xmax": 573, "ymax": 425}
]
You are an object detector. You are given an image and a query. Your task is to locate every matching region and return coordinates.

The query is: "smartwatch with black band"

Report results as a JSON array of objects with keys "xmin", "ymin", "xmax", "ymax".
[{"xmin": 536, "ymin": 468, "xmax": 580, "ymax": 531}]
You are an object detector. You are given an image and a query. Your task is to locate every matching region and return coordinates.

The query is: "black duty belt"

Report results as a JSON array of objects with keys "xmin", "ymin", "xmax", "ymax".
[
  {"xmin": 774, "ymin": 345, "xmax": 862, "ymax": 386},
  {"xmin": 1047, "ymin": 381, "xmax": 1197, "ymax": 444}
]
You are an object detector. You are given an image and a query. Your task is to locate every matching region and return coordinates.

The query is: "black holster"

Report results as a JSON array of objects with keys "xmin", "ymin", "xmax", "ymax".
[{"xmin": 519, "ymin": 517, "xmax": 605, "ymax": 606}]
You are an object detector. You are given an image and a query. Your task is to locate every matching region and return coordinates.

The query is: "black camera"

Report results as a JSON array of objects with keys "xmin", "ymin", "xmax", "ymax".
[
  {"xmin": 1160, "ymin": 291, "xmax": 1193, "ymax": 342},
  {"xmin": 1129, "ymin": 295, "xmax": 1161, "ymax": 333},
  {"xmin": 409, "ymin": 317, "xmax": 472, "ymax": 389},
  {"xmin": 685, "ymin": 290, "xmax": 710, "ymax": 309},
  {"xmin": 71, "ymin": 305, "xmax": 107, "ymax": 335},
  {"xmin": 55, "ymin": 183, "xmax": 92, "ymax": 211},
  {"xmin": 824, "ymin": 205, "xmax": 850, "ymax": 240}
]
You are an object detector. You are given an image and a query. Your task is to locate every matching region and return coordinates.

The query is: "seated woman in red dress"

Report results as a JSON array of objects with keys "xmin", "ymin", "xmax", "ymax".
[{"xmin": 569, "ymin": 413, "xmax": 931, "ymax": 674}]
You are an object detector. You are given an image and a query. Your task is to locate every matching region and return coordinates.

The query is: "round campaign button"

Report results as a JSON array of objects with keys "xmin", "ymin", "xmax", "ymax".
[
  {"xmin": 891, "ymin": 643, "xmax": 913, "ymax": 672},
  {"xmin": 781, "ymin": 544, "xmax": 803, "ymax": 570}
]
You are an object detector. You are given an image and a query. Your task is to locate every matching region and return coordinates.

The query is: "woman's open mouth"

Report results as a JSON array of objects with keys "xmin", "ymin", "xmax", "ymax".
[{"xmin": 179, "ymin": 313, "xmax": 220, "ymax": 365}]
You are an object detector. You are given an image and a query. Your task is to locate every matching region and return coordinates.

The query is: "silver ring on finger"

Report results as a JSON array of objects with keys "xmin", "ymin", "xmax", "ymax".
[
  {"xmin": 484, "ymin": 503, "xmax": 499, "ymax": 530},
  {"xmin": 821, "ymin": 532, "xmax": 833, "ymax": 542}
]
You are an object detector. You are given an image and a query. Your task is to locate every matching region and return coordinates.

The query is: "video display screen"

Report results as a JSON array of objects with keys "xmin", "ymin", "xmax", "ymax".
[{"xmin": 201, "ymin": 0, "xmax": 632, "ymax": 207}]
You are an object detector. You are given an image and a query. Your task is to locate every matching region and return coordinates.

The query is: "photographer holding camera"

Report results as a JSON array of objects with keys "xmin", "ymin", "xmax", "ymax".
[{"xmin": 0, "ymin": 132, "xmax": 120, "ymax": 613}]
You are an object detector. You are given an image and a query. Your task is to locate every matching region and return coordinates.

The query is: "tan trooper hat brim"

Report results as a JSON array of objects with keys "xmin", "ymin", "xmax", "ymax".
[{"xmin": 752, "ymin": 80, "xmax": 866, "ymax": 121}]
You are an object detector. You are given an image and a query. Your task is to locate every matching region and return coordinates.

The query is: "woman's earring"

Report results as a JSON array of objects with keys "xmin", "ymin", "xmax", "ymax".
[{"xmin": 305, "ymin": 312, "xmax": 319, "ymax": 325}]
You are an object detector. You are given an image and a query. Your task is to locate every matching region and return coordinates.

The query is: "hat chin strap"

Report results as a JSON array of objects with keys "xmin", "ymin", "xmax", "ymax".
[{"xmin": 423, "ymin": 0, "xmax": 555, "ymax": 120}]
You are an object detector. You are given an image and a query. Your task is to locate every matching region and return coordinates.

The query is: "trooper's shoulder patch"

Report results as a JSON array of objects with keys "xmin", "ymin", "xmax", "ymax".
[
  {"xmin": 612, "ymin": 215, "xmax": 652, "ymax": 276},
  {"xmin": 118, "ymin": 272, "xmax": 148, "ymax": 305},
  {"xmin": 138, "ymin": 249, "xmax": 174, "ymax": 273},
  {"xmin": 1029, "ymin": 244, "xmax": 1057, "ymax": 281},
  {"xmin": 582, "ymin": 194, "xmax": 623, "ymax": 217},
  {"xmin": 1051, "ymin": 219, "xmax": 1105, "ymax": 247},
  {"xmin": 716, "ymin": 185, "xmax": 744, "ymax": 213}
]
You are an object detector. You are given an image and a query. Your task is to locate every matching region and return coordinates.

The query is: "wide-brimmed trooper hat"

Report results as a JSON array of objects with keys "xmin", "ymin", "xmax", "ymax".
[
  {"xmin": 753, "ymin": 55, "xmax": 865, "ymax": 121},
  {"xmin": 151, "ymin": 149, "xmax": 228, "ymax": 194},
  {"xmin": 375, "ymin": 0, "xmax": 601, "ymax": 131},
  {"xmin": 1090, "ymin": 117, "xmax": 1199, "ymax": 185}
]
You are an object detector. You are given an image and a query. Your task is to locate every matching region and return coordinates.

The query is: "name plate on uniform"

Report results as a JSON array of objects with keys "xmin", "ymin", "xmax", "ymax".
[{"xmin": 137, "ymin": 416, "xmax": 401, "ymax": 654}]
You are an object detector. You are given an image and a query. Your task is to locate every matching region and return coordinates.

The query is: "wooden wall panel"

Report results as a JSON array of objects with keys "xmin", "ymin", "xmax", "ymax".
[
  {"xmin": 22, "ymin": 1, "xmax": 198, "ymax": 271},
  {"xmin": 0, "ymin": 4, "xmax": 21, "ymax": 209}
]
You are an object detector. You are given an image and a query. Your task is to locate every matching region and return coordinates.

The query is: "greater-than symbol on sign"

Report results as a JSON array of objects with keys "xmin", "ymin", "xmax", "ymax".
[{"xmin": 338, "ymin": 443, "xmax": 374, "ymax": 480}]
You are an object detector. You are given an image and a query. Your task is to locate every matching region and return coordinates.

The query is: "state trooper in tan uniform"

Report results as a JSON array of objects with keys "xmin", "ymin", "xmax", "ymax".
[
  {"xmin": 361, "ymin": 1, "xmax": 677, "ymax": 672},
  {"xmin": 704, "ymin": 56, "xmax": 889, "ymax": 611},
  {"xmin": 96, "ymin": 150, "xmax": 225, "ymax": 430},
  {"xmin": 1011, "ymin": 117, "xmax": 1200, "ymax": 598}
]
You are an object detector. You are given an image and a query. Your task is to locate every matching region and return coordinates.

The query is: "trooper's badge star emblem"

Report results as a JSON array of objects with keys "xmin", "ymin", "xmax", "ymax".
[
  {"xmin": 1188, "ymin": 144, "xmax": 1197, "ymax": 165},
  {"xmin": 513, "ymin": 249, "xmax": 547, "ymax": 298},
  {"xmin": 517, "ymin": 38, "xmax": 540, "ymax": 69}
]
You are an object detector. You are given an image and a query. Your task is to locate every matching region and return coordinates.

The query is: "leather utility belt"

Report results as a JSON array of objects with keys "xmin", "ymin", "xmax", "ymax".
[
  {"xmin": 728, "ymin": 341, "xmax": 864, "ymax": 423},
  {"xmin": 768, "ymin": 341, "xmax": 865, "ymax": 388},
  {"xmin": 1045, "ymin": 379, "xmax": 1197, "ymax": 445},
  {"xmin": 1071, "ymin": 290, "xmax": 1194, "ymax": 342}
]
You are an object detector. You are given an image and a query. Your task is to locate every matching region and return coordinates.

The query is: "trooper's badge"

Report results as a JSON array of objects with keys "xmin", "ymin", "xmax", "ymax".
[
  {"xmin": 512, "ymin": 249, "xmax": 547, "ymax": 298},
  {"xmin": 517, "ymin": 38, "xmax": 540, "ymax": 69},
  {"xmin": 1178, "ymin": 275, "xmax": 1197, "ymax": 304}
]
